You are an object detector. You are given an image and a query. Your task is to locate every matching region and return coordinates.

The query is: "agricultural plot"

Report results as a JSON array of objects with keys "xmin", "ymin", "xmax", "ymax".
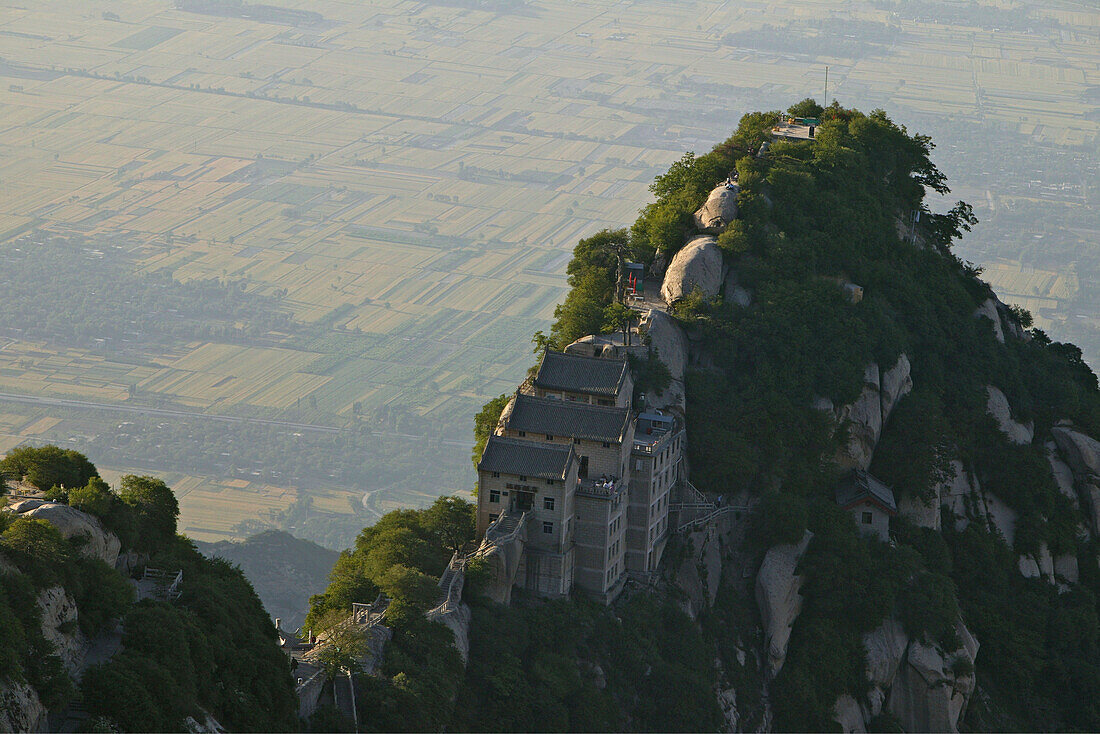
[{"xmin": 0, "ymin": 0, "xmax": 1096, "ymax": 546}]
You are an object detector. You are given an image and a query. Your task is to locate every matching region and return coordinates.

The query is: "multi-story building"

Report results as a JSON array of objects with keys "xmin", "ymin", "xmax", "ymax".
[
  {"xmin": 497, "ymin": 391, "xmax": 634, "ymax": 601},
  {"xmin": 627, "ymin": 411, "xmax": 684, "ymax": 573},
  {"xmin": 476, "ymin": 436, "xmax": 577, "ymax": 597},
  {"xmin": 475, "ymin": 349, "xmax": 685, "ymax": 603}
]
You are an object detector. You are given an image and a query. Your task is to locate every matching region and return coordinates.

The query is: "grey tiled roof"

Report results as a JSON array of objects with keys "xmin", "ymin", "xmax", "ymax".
[
  {"xmin": 533, "ymin": 351, "xmax": 627, "ymax": 397},
  {"xmin": 478, "ymin": 436, "xmax": 574, "ymax": 480},
  {"xmin": 506, "ymin": 393, "xmax": 629, "ymax": 443},
  {"xmin": 835, "ymin": 470, "xmax": 898, "ymax": 514}
]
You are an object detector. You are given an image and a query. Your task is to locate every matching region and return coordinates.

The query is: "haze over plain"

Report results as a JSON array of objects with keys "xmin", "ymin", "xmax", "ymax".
[{"xmin": 0, "ymin": 0, "xmax": 1095, "ymax": 548}]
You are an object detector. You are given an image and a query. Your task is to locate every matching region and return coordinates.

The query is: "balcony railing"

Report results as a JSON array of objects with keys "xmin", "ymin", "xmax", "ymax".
[{"xmin": 577, "ymin": 476, "xmax": 623, "ymax": 498}]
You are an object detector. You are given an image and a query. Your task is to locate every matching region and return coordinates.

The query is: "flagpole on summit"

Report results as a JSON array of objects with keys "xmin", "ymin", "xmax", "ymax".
[{"xmin": 824, "ymin": 66, "xmax": 829, "ymax": 108}]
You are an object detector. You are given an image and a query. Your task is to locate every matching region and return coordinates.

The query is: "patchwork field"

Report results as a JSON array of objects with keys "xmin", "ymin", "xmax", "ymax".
[{"xmin": 0, "ymin": 0, "xmax": 1096, "ymax": 546}]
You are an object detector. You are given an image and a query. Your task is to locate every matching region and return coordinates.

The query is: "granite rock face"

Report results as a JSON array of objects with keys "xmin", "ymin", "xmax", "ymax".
[
  {"xmin": 0, "ymin": 680, "xmax": 46, "ymax": 734},
  {"xmin": 986, "ymin": 386, "xmax": 1033, "ymax": 445},
  {"xmin": 693, "ymin": 184, "xmax": 739, "ymax": 232},
  {"xmin": 1052, "ymin": 425, "xmax": 1100, "ymax": 533},
  {"xmin": 12, "ymin": 502, "xmax": 121, "ymax": 567},
  {"xmin": 756, "ymin": 531, "xmax": 812, "ymax": 676},
  {"xmin": 661, "ymin": 235, "xmax": 724, "ymax": 305}
]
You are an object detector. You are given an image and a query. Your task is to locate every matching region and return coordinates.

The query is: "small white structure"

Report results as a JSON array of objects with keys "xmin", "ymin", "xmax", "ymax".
[{"xmin": 835, "ymin": 470, "xmax": 897, "ymax": 540}]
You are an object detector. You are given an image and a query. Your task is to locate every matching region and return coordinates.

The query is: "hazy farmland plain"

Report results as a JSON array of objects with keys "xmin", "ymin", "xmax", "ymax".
[{"xmin": 0, "ymin": 0, "xmax": 1097, "ymax": 547}]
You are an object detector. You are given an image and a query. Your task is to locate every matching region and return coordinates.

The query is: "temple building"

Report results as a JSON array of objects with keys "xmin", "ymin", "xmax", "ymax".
[{"xmin": 476, "ymin": 349, "xmax": 684, "ymax": 603}]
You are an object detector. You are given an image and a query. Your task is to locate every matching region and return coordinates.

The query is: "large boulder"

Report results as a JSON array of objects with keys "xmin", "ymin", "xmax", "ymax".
[
  {"xmin": 986, "ymin": 386, "xmax": 1033, "ymax": 445},
  {"xmin": 693, "ymin": 184, "xmax": 738, "ymax": 232},
  {"xmin": 6, "ymin": 498, "xmax": 47, "ymax": 513},
  {"xmin": 756, "ymin": 531, "xmax": 812, "ymax": 677},
  {"xmin": 1051, "ymin": 425, "xmax": 1100, "ymax": 533},
  {"xmin": 14, "ymin": 503, "xmax": 120, "ymax": 567},
  {"xmin": 660, "ymin": 235, "xmax": 724, "ymax": 305}
]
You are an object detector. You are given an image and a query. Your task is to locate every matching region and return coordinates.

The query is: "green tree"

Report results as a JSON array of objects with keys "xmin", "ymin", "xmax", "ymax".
[
  {"xmin": 423, "ymin": 496, "xmax": 475, "ymax": 555},
  {"xmin": 68, "ymin": 477, "xmax": 115, "ymax": 518},
  {"xmin": 472, "ymin": 394, "xmax": 510, "ymax": 468},
  {"xmin": 602, "ymin": 301, "xmax": 635, "ymax": 345},
  {"xmin": 0, "ymin": 445, "xmax": 98, "ymax": 492},
  {"xmin": 1, "ymin": 517, "xmax": 69, "ymax": 567},
  {"xmin": 787, "ymin": 98, "xmax": 824, "ymax": 118},
  {"xmin": 118, "ymin": 475, "xmax": 179, "ymax": 550},
  {"xmin": 378, "ymin": 564, "xmax": 441, "ymax": 614}
]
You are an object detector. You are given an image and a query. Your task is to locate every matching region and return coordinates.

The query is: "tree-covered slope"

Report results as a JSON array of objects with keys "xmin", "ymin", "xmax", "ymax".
[{"xmin": 0, "ymin": 447, "xmax": 298, "ymax": 732}]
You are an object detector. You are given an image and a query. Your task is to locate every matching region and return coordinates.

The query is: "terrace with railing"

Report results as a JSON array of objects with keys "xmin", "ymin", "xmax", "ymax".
[
  {"xmin": 632, "ymin": 410, "xmax": 682, "ymax": 455},
  {"xmin": 577, "ymin": 474, "xmax": 625, "ymax": 499}
]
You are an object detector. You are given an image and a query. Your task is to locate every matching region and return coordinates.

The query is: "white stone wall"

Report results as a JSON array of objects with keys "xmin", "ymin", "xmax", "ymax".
[{"xmin": 850, "ymin": 503, "xmax": 891, "ymax": 541}]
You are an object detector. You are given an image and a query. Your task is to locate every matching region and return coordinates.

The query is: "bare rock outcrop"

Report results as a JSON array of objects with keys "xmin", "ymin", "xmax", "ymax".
[
  {"xmin": 986, "ymin": 386, "xmax": 1033, "ymax": 445},
  {"xmin": 1051, "ymin": 425, "xmax": 1100, "ymax": 533},
  {"xmin": 12, "ymin": 503, "xmax": 120, "ymax": 567},
  {"xmin": 898, "ymin": 489, "xmax": 940, "ymax": 530},
  {"xmin": 1055, "ymin": 554, "xmax": 1079, "ymax": 584},
  {"xmin": 864, "ymin": 616, "xmax": 909, "ymax": 694},
  {"xmin": 0, "ymin": 680, "xmax": 46, "ymax": 733},
  {"xmin": 640, "ymin": 308, "xmax": 689, "ymax": 412},
  {"xmin": 6, "ymin": 498, "xmax": 47, "ymax": 513},
  {"xmin": 820, "ymin": 355, "xmax": 912, "ymax": 471},
  {"xmin": 983, "ymin": 491, "xmax": 1017, "ymax": 547},
  {"xmin": 661, "ymin": 235, "xmax": 724, "ymax": 305},
  {"xmin": 887, "ymin": 619, "xmax": 978, "ymax": 733},
  {"xmin": 756, "ymin": 531, "xmax": 812, "ymax": 677},
  {"xmin": 693, "ymin": 184, "xmax": 738, "ymax": 232},
  {"xmin": 1018, "ymin": 544, "xmax": 1053, "ymax": 581},
  {"xmin": 429, "ymin": 602, "xmax": 472, "ymax": 663},
  {"xmin": 1047, "ymin": 442, "xmax": 1081, "ymax": 511},
  {"xmin": 973, "ymin": 298, "xmax": 1005, "ymax": 343},
  {"xmin": 837, "ymin": 365, "xmax": 883, "ymax": 471},
  {"xmin": 676, "ymin": 526, "xmax": 724, "ymax": 619},
  {"xmin": 37, "ymin": 586, "xmax": 85, "ymax": 676},
  {"xmin": 880, "ymin": 354, "xmax": 913, "ymax": 423},
  {"xmin": 723, "ymin": 269, "xmax": 752, "ymax": 307},
  {"xmin": 834, "ymin": 694, "xmax": 866, "ymax": 733}
]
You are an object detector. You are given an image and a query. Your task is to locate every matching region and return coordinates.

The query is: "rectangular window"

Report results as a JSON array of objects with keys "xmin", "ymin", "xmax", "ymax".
[
  {"xmin": 573, "ymin": 437, "xmax": 581, "ymax": 444},
  {"xmin": 543, "ymin": 521, "xmax": 553, "ymax": 534},
  {"xmin": 544, "ymin": 496, "xmax": 555, "ymax": 511},
  {"xmin": 519, "ymin": 475, "xmax": 527, "ymax": 482},
  {"xmin": 602, "ymin": 441, "xmax": 611, "ymax": 448},
  {"xmin": 491, "ymin": 471, "xmax": 500, "ymax": 478},
  {"xmin": 862, "ymin": 511, "xmax": 873, "ymax": 525},
  {"xmin": 547, "ymin": 434, "xmax": 554, "ymax": 441},
  {"xmin": 635, "ymin": 459, "xmax": 643, "ymax": 471},
  {"xmin": 489, "ymin": 490, "xmax": 500, "ymax": 503},
  {"xmin": 546, "ymin": 478, "xmax": 555, "ymax": 485},
  {"xmin": 490, "ymin": 513, "xmax": 498, "ymax": 522}
]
